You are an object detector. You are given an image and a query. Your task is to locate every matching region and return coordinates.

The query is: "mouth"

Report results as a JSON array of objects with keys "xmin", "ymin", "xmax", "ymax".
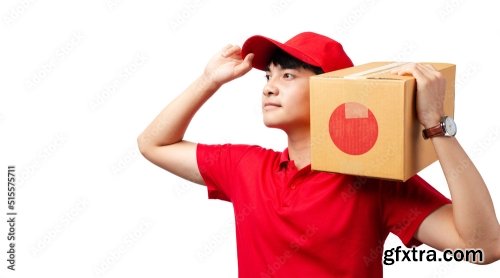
[{"xmin": 263, "ymin": 103, "xmax": 282, "ymax": 110}]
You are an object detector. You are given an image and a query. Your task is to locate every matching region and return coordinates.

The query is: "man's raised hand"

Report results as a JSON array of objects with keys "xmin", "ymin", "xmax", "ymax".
[{"xmin": 204, "ymin": 44, "xmax": 254, "ymax": 87}]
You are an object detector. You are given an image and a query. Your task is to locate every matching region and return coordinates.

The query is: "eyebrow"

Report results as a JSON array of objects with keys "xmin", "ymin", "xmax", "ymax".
[
  {"xmin": 265, "ymin": 63, "xmax": 285, "ymax": 72},
  {"xmin": 264, "ymin": 64, "xmax": 299, "ymax": 72}
]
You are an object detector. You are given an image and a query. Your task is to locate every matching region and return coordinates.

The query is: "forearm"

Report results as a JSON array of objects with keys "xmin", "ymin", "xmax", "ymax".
[
  {"xmin": 138, "ymin": 74, "xmax": 219, "ymax": 149},
  {"xmin": 432, "ymin": 136, "xmax": 500, "ymax": 247}
]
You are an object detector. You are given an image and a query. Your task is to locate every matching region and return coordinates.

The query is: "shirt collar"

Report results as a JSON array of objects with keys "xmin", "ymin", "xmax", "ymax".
[
  {"xmin": 278, "ymin": 148, "xmax": 313, "ymax": 173},
  {"xmin": 278, "ymin": 148, "xmax": 290, "ymax": 170}
]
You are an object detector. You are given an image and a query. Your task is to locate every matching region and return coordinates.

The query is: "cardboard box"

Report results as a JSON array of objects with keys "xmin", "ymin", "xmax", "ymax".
[{"xmin": 310, "ymin": 62, "xmax": 455, "ymax": 181}]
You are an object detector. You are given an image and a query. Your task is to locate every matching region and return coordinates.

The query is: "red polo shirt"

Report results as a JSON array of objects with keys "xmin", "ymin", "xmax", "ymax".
[{"xmin": 196, "ymin": 143, "xmax": 450, "ymax": 278}]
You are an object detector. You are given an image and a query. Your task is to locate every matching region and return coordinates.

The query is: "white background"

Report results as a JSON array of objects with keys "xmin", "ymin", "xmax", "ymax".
[{"xmin": 1, "ymin": 0, "xmax": 500, "ymax": 277}]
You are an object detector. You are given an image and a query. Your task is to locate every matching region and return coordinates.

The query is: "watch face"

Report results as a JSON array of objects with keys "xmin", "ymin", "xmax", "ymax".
[{"xmin": 444, "ymin": 117, "xmax": 457, "ymax": 136}]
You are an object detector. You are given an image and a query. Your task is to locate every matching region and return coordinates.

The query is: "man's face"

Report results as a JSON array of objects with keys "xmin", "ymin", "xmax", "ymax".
[{"xmin": 262, "ymin": 63, "xmax": 316, "ymax": 132}]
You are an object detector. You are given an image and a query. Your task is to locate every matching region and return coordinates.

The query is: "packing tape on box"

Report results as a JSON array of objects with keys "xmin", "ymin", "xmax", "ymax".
[
  {"xmin": 345, "ymin": 102, "xmax": 369, "ymax": 119},
  {"xmin": 344, "ymin": 62, "xmax": 410, "ymax": 80},
  {"xmin": 343, "ymin": 62, "xmax": 411, "ymax": 118}
]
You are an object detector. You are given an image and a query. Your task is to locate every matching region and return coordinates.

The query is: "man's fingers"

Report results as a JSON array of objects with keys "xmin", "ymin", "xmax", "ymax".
[
  {"xmin": 391, "ymin": 63, "xmax": 426, "ymax": 80},
  {"xmin": 421, "ymin": 63, "xmax": 435, "ymax": 71},
  {"xmin": 415, "ymin": 63, "xmax": 437, "ymax": 81},
  {"xmin": 234, "ymin": 53, "xmax": 254, "ymax": 77},
  {"xmin": 391, "ymin": 63, "xmax": 438, "ymax": 78},
  {"xmin": 243, "ymin": 52, "xmax": 254, "ymax": 64},
  {"xmin": 220, "ymin": 44, "xmax": 233, "ymax": 56},
  {"xmin": 390, "ymin": 63, "xmax": 413, "ymax": 76},
  {"xmin": 221, "ymin": 44, "xmax": 241, "ymax": 58}
]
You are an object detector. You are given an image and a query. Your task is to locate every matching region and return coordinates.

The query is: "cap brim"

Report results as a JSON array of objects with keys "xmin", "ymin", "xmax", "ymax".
[
  {"xmin": 241, "ymin": 35, "xmax": 321, "ymax": 71},
  {"xmin": 241, "ymin": 35, "xmax": 280, "ymax": 71}
]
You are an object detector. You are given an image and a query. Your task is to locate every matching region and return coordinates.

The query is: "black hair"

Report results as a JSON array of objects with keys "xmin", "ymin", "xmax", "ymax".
[{"xmin": 266, "ymin": 48, "xmax": 324, "ymax": 75}]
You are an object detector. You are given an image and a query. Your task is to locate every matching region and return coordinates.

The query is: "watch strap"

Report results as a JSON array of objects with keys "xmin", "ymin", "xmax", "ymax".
[{"xmin": 422, "ymin": 122, "xmax": 445, "ymax": 139}]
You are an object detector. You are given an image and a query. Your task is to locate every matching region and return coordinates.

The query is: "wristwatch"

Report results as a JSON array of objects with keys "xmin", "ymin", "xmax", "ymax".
[{"xmin": 422, "ymin": 116, "xmax": 457, "ymax": 139}]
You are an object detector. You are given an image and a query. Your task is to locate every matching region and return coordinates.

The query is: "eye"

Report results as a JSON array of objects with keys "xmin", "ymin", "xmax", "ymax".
[
  {"xmin": 283, "ymin": 73, "xmax": 295, "ymax": 79},
  {"xmin": 265, "ymin": 73, "xmax": 270, "ymax": 81}
]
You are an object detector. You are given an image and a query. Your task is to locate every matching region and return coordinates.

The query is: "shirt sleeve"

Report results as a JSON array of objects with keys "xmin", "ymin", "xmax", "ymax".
[
  {"xmin": 196, "ymin": 143, "xmax": 254, "ymax": 202},
  {"xmin": 380, "ymin": 175, "xmax": 451, "ymax": 247}
]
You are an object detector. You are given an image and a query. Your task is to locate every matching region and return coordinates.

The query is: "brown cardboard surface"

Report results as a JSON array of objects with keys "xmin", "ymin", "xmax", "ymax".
[{"xmin": 310, "ymin": 62, "xmax": 456, "ymax": 181}]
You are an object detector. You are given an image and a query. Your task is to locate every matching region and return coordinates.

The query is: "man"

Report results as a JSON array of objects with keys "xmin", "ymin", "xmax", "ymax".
[{"xmin": 138, "ymin": 32, "xmax": 499, "ymax": 277}]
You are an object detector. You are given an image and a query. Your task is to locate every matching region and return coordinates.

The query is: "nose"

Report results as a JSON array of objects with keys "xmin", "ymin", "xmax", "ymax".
[{"xmin": 263, "ymin": 81, "xmax": 279, "ymax": 97}]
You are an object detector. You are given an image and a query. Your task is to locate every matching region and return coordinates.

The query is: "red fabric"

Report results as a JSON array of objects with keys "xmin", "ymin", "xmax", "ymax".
[
  {"xmin": 196, "ymin": 143, "xmax": 450, "ymax": 278},
  {"xmin": 241, "ymin": 32, "xmax": 353, "ymax": 73}
]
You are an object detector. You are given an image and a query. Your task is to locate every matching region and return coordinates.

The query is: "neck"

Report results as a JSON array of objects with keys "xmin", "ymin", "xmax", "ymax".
[{"xmin": 286, "ymin": 126, "xmax": 311, "ymax": 170}]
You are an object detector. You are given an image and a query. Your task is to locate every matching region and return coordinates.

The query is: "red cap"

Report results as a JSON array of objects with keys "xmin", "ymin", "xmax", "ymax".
[{"xmin": 241, "ymin": 32, "xmax": 353, "ymax": 73}]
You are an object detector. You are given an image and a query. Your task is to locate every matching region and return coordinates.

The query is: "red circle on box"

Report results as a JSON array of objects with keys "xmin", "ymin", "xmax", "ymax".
[{"xmin": 329, "ymin": 102, "xmax": 378, "ymax": 155}]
